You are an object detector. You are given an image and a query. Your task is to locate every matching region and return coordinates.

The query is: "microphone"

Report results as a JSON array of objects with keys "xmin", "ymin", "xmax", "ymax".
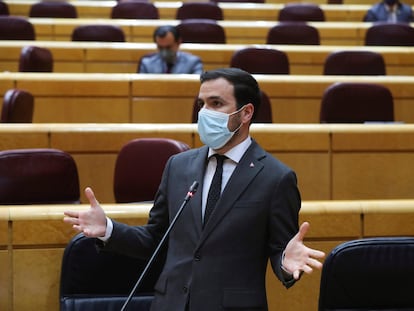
[{"xmin": 120, "ymin": 181, "xmax": 199, "ymax": 311}]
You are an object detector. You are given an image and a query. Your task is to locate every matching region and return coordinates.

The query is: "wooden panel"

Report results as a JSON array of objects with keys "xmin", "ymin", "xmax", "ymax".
[
  {"xmin": 13, "ymin": 249, "xmax": 63, "ymax": 311},
  {"xmin": 0, "ymin": 216, "xmax": 8, "ymax": 246},
  {"xmin": 2, "ymin": 42, "xmax": 414, "ymax": 75},
  {"xmin": 0, "ymin": 251, "xmax": 9, "ymax": 311},
  {"xmin": 0, "ymin": 125, "xmax": 49, "ymax": 149},
  {"xmin": 18, "ymin": 18, "xmax": 381, "ymax": 45},
  {"xmin": 332, "ymin": 152, "xmax": 414, "ymax": 199}
]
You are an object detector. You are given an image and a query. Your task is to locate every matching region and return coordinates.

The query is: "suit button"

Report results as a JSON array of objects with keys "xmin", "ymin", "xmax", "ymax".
[
  {"xmin": 194, "ymin": 253, "xmax": 201, "ymax": 261},
  {"xmin": 183, "ymin": 286, "xmax": 188, "ymax": 293}
]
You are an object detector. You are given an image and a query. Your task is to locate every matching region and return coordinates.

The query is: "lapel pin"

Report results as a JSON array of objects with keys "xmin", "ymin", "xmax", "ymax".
[{"xmin": 249, "ymin": 162, "xmax": 255, "ymax": 168}]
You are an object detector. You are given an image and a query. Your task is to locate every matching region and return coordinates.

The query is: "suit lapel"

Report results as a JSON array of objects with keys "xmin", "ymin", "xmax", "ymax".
[
  {"xmin": 200, "ymin": 141, "xmax": 266, "ymax": 240},
  {"xmin": 186, "ymin": 146, "xmax": 209, "ymax": 237}
]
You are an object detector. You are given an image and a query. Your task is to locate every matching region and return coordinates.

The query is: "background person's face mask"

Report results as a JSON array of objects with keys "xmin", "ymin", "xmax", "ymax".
[
  {"xmin": 197, "ymin": 107, "xmax": 244, "ymax": 150},
  {"xmin": 159, "ymin": 49, "xmax": 176, "ymax": 64}
]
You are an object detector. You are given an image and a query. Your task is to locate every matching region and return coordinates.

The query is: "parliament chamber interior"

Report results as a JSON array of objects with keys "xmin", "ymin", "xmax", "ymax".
[{"xmin": 1, "ymin": 0, "xmax": 414, "ymax": 310}]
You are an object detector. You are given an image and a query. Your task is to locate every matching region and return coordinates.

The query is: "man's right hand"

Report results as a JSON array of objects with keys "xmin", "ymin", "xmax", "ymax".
[{"xmin": 63, "ymin": 187, "xmax": 107, "ymax": 238}]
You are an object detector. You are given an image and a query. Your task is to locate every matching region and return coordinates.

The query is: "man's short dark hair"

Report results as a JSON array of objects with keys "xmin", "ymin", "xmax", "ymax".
[
  {"xmin": 153, "ymin": 25, "xmax": 181, "ymax": 42},
  {"xmin": 200, "ymin": 68, "xmax": 261, "ymax": 121}
]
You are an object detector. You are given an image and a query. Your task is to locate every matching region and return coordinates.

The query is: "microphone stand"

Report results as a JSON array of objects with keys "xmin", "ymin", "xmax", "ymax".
[{"xmin": 120, "ymin": 181, "xmax": 199, "ymax": 311}]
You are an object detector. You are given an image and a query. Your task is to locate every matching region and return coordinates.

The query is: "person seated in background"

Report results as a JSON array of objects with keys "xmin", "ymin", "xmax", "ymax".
[
  {"xmin": 138, "ymin": 25, "xmax": 203, "ymax": 74},
  {"xmin": 364, "ymin": 0, "xmax": 414, "ymax": 23}
]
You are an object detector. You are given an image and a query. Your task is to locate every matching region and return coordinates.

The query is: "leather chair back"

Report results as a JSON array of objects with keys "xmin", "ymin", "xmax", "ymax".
[
  {"xmin": 176, "ymin": 2, "xmax": 223, "ymax": 20},
  {"xmin": 114, "ymin": 138, "xmax": 190, "ymax": 203},
  {"xmin": 111, "ymin": 1, "xmax": 159, "ymax": 19},
  {"xmin": 0, "ymin": 1, "xmax": 9, "ymax": 15},
  {"xmin": 71, "ymin": 25, "xmax": 126, "ymax": 42},
  {"xmin": 319, "ymin": 237, "xmax": 414, "ymax": 311},
  {"xmin": 320, "ymin": 82, "xmax": 394, "ymax": 123},
  {"xmin": 266, "ymin": 22, "xmax": 320, "ymax": 45},
  {"xmin": 29, "ymin": 1, "xmax": 78, "ymax": 18},
  {"xmin": 278, "ymin": 3, "xmax": 325, "ymax": 22},
  {"xmin": 365, "ymin": 22, "xmax": 414, "ymax": 46},
  {"xmin": 19, "ymin": 45, "xmax": 53, "ymax": 72},
  {"xmin": 1, "ymin": 88, "xmax": 34, "ymax": 123},
  {"xmin": 230, "ymin": 47, "xmax": 289, "ymax": 74},
  {"xmin": 0, "ymin": 16, "xmax": 35, "ymax": 40},
  {"xmin": 0, "ymin": 148, "xmax": 80, "ymax": 204},
  {"xmin": 177, "ymin": 19, "xmax": 226, "ymax": 43},
  {"xmin": 60, "ymin": 233, "xmax": 159, "ymax": 311},
  {"xmin": 323, "ymin": 50, "xmax": 386, "ymax": 75}
]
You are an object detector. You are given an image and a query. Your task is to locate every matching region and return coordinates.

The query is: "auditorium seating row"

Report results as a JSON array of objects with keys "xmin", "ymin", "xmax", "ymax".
[
  {"xmin": 6, "ymin": 1, "xmax": 372, "ymax": 22},
  {"xmin": 1, "ymin": 123, "xmax": 413, "ymax": 203},
  {"xmin": 1, "ymin": 72, "xmax": 414, "ymax": 124},
  {"xmin": 4, "ymin": 18, "xmax": 408, "ymax": 45},
  {"xmin": 2, "ymin": 41, "xmax": 414, "ymax": 75},
  {"xmin": 1, "ymin": 199, "xmax": 414, "ymax": 311}
]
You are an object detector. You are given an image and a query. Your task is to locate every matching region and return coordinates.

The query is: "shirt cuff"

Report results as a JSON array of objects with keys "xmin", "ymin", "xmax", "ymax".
[{"xmin": 97, "ymin": 217, "xmax": 113, "ymax": 242}]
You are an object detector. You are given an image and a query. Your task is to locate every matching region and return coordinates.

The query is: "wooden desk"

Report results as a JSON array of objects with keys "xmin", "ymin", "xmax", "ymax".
[
  {"xmin": 20, "ymin": 18, "xmax": 391, "ymax": 45},
  {"xmin": 0, "ymin": 123, "xmax": 414, "ymax": 204},
  {"xmin": 6, "ymin": 1, "xmax": 371, "ymax": 22},
  {"xmin": 2, "ymin": 41, "xmax": 414, "ymax": 75},
  {"xmin": 1, "ymin": 73, "xmax": 414, "ymax": 124},
  {"xmin": 1, "ymin": 200, "xmax": 414, "ymax": 311}
]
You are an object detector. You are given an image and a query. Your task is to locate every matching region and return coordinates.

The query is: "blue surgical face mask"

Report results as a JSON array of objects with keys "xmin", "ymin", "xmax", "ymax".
[{"xmin": 197, "ymin": 106, "xmax": 244, "ymax": 150}]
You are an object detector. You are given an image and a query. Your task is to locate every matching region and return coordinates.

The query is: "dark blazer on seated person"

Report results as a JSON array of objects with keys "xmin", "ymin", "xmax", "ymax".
[
  {"xmin": 364, "ymin": 0, "xmax": 414, "ymax": 22},
  {"xmin": 101, "ymin": 140, "xmax": 300, "ymax": 311},
  {"xmin": 138, "ymin": 51, "xmax": 203, "ymax": 74}
]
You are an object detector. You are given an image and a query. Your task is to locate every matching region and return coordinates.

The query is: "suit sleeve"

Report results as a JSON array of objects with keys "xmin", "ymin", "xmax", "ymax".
[{"xmin": 268, "ymin": 169, "xmax": 301, "ymax": 288}]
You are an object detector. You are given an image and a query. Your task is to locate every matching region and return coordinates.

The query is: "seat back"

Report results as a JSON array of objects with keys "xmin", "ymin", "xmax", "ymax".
[
  {"xmin": 176, "ymin": 19, "xmax": 226, "ymax": 43},
  {"xmin": 230, "ymin": 47, "xmax": 289, "ymax": 74},
  {"xmin": 71, "ymin": 25, "xmax": 126, "ymax": 42},
  {"xmin": 266, "ymin": 22, "xmax": 320, "ymax": 45},
  {"xmin": 323, "ymin": 50, "xmax": 386, "ymax": 75},
  {"xmin": 19, "ymin": 45, "xmax": 53, "ymax": 72},
  {"xmin": 319, "ymin": 237, "xmax": 414, "ymax": 311},
  {"xmin": 0, "ymin": 1, "xmax": 9, "ymax": 15},
  {"xmin": 1, "ymin": 88, "xmax": 34, "ymax": 123},
  {"xmin": 192, "ymin": 90, "xmax": 273, "ymax": 123},
  {"xmin": 29, "ymin": 1, "xmax": 78, "ymax": 18},
  {"xmin": 176, "ymin": 2, "xmax": 223, "ymax": 20},
  {"xmin": 320, "ymin": 82, "xmax": 394, "ymax": 123},
  {"xmin": 0, "ymin": 16, "xmax": 35, "ymax": 40},
  {"xmin": 278, "ymin": 3, "xmax": 325, "ymax": 22},
  {"xmin": 0, "ymin": 148, "xmax": 80, "ymax": 204},
  {"xmin": 60, "ymin": 233, "xmax": 159, "ymax": 311},
  {"xmin": 114, "ymin": 138, "xmax": 190, "ymax": 203},
  {"xmin": 365, "ymin": 22, "xmax": 414, "ymax": 46},
  {"xmin": 111, "ymin": 1, "xmax": 159, "ymax": 19}
]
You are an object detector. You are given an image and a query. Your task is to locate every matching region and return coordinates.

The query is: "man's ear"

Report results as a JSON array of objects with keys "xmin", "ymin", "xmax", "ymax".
[{"xmin": 242, "ymin": 103, "xmax": 254, "ymax": 123}]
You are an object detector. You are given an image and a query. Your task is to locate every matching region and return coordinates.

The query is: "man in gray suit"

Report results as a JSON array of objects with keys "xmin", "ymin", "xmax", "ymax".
[
  {"xmin": 64, "ymin": 68, "xmax": 325, "ymax": 311},
  {"xmin": 364, "ymin": 0, "xmax": 414, "ymax": 23},
  {"xmin": 138, "ymin": 25, "xmax": 203, "ymax": 74}
]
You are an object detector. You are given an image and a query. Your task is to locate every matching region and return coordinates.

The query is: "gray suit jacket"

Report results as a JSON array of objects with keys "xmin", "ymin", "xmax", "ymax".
[
  {"xmin": 364, "ymin": 2, "xmax": 414, "ymax": 22},
  {"xmin": 103, "ymin": 140, "xmax": 301, "ymax": 311},
  {"xmin": 138, "ymin": 51, "xmax": 203, "ymax": 74}
]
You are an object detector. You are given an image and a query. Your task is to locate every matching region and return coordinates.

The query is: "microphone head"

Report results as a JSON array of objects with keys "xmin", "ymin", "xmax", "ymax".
[{"xmin": 189, "ymin": 181, "xmax": 199, "ymax": 194}]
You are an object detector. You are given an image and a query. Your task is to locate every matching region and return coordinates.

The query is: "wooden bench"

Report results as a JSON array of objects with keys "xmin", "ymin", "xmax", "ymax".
[
  {"xmin": 1, "ymin": 73, "xmax": 414, "ymax": 124},
  {"xmin": 2, "ymin": 200, "xmax": 414, "ymax": 311},
  {"xmin": 2, "ymin": 41, "xmax": 414, "ymax": 75},
  {"xmin": 16, "ymin": 18, "xmax": 403, "ymax": 45},
  {"xmin": 1, "ymin": 123, "xmax": 414, "ymax": 204},
  {"xmin": 6, "ymin": 1, "xmax": 372, "ymax": 22}
]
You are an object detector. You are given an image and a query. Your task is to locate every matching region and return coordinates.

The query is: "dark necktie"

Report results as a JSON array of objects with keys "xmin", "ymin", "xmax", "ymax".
[
  {"xmin": 204, "ymin": 154, "xmax": 226, "ymax": 226},
  {"xmin": 166, "ymin": 63, "xmax": 173, "ymax": 73}
]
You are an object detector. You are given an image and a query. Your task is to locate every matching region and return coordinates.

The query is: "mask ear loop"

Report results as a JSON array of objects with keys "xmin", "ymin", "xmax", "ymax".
[{"xmin": 228, "ymin": 105, "xmax": 246, "ymax": 134}]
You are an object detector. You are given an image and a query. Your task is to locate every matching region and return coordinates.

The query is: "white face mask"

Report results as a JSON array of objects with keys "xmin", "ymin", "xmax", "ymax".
[{"xmin": 197, "ymin": 106, "xmax": 244, "ymax": 150}]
